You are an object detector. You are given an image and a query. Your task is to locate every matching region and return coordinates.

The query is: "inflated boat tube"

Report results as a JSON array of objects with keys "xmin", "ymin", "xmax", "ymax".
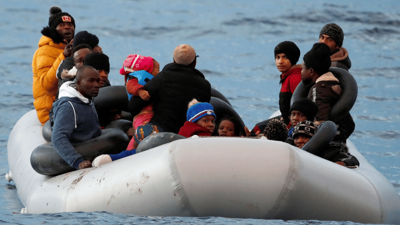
[
  {"xmin": 210, "ymin": 97, "xmax": 245, "ymax": 136},
  {"xmin": 42, "ymin": 121, "xmax": 52, "ymax": 142},
  {"xmin": 211, "ymin": 87, "xmax": 231, "ymax": 106},
  {"xmin": 302, "ymin": 121, "xmax": 337, "ymax": 155},
  {"xmin": 136, "ymin": 132, "xmax": 186, "ymax": 153},
  {"xmin": 291, "ymin": 67, "xmax": 358, "ymax": 122},
  {"xmin": 104, "ymin": 119, "xmax": 133, "ymax": 133},
  {"xmin": 30, "ymin": 128, "xmax": 129, "ymax": 176},
  {"xmin": 94, "ymin": 85, "xmax": 129, "ymax": 112}
]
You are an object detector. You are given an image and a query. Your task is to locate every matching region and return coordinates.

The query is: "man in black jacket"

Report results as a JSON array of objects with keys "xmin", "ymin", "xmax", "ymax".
[{"xmin": 129, "ymin": 44, "xmax": 211, "ymax": 133}]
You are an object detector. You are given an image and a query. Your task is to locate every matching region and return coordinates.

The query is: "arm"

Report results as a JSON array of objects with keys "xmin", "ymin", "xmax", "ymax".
[
  {"xmin": 36, "ymin": 52, "xmax": 66, "ymax": 93},
  {"xmin": 126, "ymin": 78, "xmax": 144, "ymax": 96},
  {"xmin": 52, "ymin": 102, "xmax": 85, "ymax": 169}
]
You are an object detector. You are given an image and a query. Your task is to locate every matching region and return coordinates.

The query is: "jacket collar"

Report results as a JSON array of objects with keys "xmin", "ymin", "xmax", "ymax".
[
  {"xmin": 58, "ymin": 81, "xmax": 91, "ymax": 104},
  {"xmin": 316, "ymin": 72, "xmax": 339, "ymax": 83}
]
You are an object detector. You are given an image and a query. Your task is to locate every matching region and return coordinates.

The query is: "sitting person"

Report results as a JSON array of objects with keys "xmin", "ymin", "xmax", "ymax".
[
  {"xmin": 262, "ymin": 119, "xmax": 288, "ymax": 142},
  {"xmin": 302, "ymin": 43, "xmax": 355, "ymax": 143},
  {"xmin": 217, "ymin": 116, "xmax": 241, "ymax": 137},
  {"xmin": 119, "ymin": 54, "xmax": 160, "ymax": 149},
  {"xmin": 52, "ymin": 66, "xmax": 102, "ymax": 169},
  {"xmin": 91, "ymin": 124, "xmax": 160, "ymax": 167},
  {"xmin": 286, "ymin": 98, "xmax": 318, "ymax": 144},
  {"xmin": 293, "ymin": 121, "xmax": 359, "ymax": 167},
  {"xmin": 178, "ymin": 99, "xmax": 216, "ymax": 138}
]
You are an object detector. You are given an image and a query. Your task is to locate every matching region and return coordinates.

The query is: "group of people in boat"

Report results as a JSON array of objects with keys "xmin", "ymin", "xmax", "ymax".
[{"xmin": 31, "ymin": 6, "xmax": 358, "ymax": 173}]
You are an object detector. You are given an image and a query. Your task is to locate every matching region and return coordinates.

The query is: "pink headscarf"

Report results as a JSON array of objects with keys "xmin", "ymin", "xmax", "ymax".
[{"xmin": 119, "ymin": 54, "xmax": 154, "ymax": 75}]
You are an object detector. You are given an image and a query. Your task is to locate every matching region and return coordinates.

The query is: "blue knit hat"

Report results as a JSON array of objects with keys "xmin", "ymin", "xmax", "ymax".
[{"xmin": 187, "ymin": 103, "xmax": 216, "ymax": 122}]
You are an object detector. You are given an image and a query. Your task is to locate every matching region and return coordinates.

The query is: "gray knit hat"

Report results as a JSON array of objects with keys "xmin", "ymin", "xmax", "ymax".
[
  {"xmin": 293, "ymin": 121, "xmax": 318, "ymax": 139},
  {"xmin": 320, "ymin": 23, "xmax": 344, "ymax": 47}
]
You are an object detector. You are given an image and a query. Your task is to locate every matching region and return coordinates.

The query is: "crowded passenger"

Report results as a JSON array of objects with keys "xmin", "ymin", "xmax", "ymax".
[
  {"xmin": 217, "ymin": 116, "xmax": 241, "ymax": 137},
  {"xmin": 319, "ymin": 23, "xmax": 351, "ymax": 70},
  {"xmin": 262, "ymin": 119, "xmax": 288, "ymax": 142},
  {"xmin": 275, "ymin": 41, "xmax": 302, "ymax": 125},
  {"xmin": 178, "ymin": 99, "xmax": 216, "ymax": 138},
  {"xmin": 286, "ymin": 98, "xmax": 318, "ymax": 144},
  {"xmin": 128, "ymin": 44, "xmax": 211, "ymax": 133},
  {"xmin": 293, "ymin": 121, "xmax": 359, "ymax": 167},
  {"xmin": 301, "ymin": 43, "xmax": 355, "ymax": 143},
  {"xmin": 32, "ymin": 6, "xmax": 75, "ymax": 124},
  {"xmin": 119, "ymin": 54, "xmax": 160, "ymax": 149}
]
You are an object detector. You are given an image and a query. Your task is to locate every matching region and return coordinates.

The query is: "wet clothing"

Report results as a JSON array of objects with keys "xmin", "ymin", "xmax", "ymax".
[
  {"xmin": 330, "ymin": 47, "xmax": 351, "ymax": 71},
  {"xmin": 52, "ymin": 81, "xmax": 101, "ymax": 169},
  {"xmin": 279, "ymin": 65, "xmax": 302, "ymax": 124},
  {"xmin": 32, "ymin": 35, "xmax": 66, "ymax": 124},
  {"xmin": 178, "ymin": 121, "xmax": 212, "ymax": 138},
  {"xmin": 307, "ymin": 72, "xmax": 355, "ymax": 142},
  {"xmin": 129, "ymin": 63, "xmax": 211, "ymax": 133}
]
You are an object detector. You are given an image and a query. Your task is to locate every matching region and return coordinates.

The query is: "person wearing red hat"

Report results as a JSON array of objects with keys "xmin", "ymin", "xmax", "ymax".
[{"xmin": 32, "ymin": 6, "xmax": 76, "ymax": 124}]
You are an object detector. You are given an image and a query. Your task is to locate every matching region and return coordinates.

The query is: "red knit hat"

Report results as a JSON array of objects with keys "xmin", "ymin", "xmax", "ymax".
[{"xmin": 119, "ymin": 54, "xmax": 154, "ymax": 75}]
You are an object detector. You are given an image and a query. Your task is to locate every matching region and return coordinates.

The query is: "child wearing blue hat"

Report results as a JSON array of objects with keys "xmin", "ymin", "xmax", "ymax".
[{"xmin": 178, "ymin": 99, "xmax": 216, "ymax": 138}]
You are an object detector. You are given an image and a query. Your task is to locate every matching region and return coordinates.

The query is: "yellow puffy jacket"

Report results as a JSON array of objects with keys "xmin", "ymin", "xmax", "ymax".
[{"xmin": 32, "ymin": 36, "xmax": 66, "ymax": 124}]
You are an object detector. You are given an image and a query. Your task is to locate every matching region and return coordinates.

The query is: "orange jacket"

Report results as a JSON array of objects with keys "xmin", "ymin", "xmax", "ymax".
[{"xmin": 32, "ymin": 36, "xmax": 66, "ymax": 124}]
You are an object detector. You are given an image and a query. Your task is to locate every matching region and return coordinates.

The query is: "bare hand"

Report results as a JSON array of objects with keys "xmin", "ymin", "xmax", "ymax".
[
  {"xmin": 313, "ymin": 120, "xmax": 324, "ymax": 126},
  {"xmin": 138, "ymin": 89, "xmax": 151, "ymax": 101},
  {"xmin": 63, "ymin": 39, "xmax": 74, "ymax": 57},
  {"xmin": 244, "ymin": 126, "xmax": 251, "ymax": 137},
  {"xmin": 79, "ymin": 160, "xmax": 92, "ymax": 169},
  {"xmin": 61, "ymin": 69, "xmax": 75, "ymax": 80}
]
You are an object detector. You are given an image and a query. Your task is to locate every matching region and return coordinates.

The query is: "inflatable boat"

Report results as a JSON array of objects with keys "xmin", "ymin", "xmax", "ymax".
[{"xmin": 6, "ymin": 68, "xmax": 400, "ymax": 223}]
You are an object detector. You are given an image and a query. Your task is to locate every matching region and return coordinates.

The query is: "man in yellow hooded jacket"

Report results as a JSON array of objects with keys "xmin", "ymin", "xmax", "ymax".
[{"xmin": 32, "ymin": 6, "xmax": 75, "ymax": 124}]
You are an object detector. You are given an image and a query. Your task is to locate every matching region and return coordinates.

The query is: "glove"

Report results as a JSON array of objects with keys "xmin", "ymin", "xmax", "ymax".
[{"xmin": 92, "ymin": 154, "xmax": 112, "ymax": 167}]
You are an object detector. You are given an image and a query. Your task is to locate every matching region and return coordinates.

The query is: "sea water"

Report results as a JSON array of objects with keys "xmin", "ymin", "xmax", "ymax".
[{"xmin": 0, "ymin": 0, "xmax": 399, "ymax": 224}]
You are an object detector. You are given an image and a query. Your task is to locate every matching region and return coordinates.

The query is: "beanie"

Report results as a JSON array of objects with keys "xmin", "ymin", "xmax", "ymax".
[
  {"xmin": 134, "ymin": 124, "xmax": 160, "ymax": 144},
  {"xmin": 274, "ymin": 41, "xmax": 300, "ymax": 66},
  {"xmin": 173, "ymin": 44, "xmax": 196, "ymax": 65},
  {"xmin": 73, "ymin": 31, "xmax": 99, "ymax": 49},
  {"xmin": 320, "ymin": 23, "xmax": 344, "ymax": 47},
  {"xmin": 48, "ymin": 6, "xmax": 75, "ymax": 30},
  {"xmin": 290, "ymin": 98, "xmax": 318, "ymax": 121},
  {"xmin": 83, "ymin": 52, "xmax": 110, "ymax": 73},
  {"xmin": 119, "ymin": 54, "xmax": 154, "ymax": 75},
  {"xmin": 187, "ymin": 102, "xmax": 216, "ymax": 123},
  {"xmin": 303, "ymin": 43, "xmax": 331, "ymax": 75},
  {"xmin": 263, "ymin": 119, "xmax": 288, "ymax": 142},
  {"xmin": 293, "ymin": 121, "xmax": 318, "ymax": 139}
]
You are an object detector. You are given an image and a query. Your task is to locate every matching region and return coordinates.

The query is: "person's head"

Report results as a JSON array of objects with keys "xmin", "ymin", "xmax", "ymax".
[
  {"xmin": 187, "ymin": 100, "xmax": 216, "ymax": 134},
  {"xmin": 133, "ymin": 124, "xmax": 160, "ymax": 149},
  {"xmin": 173, "ymin": 44, "xmax": 197, "ymax": 68},
  {"xmin": 73, "ymin": 31, "xmax": 102, "ymax": 53},
  {"xmin": 319, "ymin": 23, "xmax": 344, "ymax": 52},
  {"xmin": 274, "ymin": 41, "xmax": 300, "ymax": 73},
  {"xmin": 293, "ymin": 120, "xmax": 318, "ymax": 148},
  {"xmin": 263, "ymin": 119, "xmax": 288, "ymax": 142},
  {"xmin": 302, "ymin": 43, "xmax": 331, "ymax": 84},
  {"xmin": 72, "ymin": 44, "xmax": 93, "ymax": 69},
  {"xmin": 218, "ymin": 116, "xmax": 240, "ymax": 137},
  {"xmin": 75, "ymin": 66, "xmax": 100, "ymax": 99},
  {"xmin": 83, "ymin": 52, "xmax": 110, "ymax": 87},
  {"xmin": 119, "ymin": 54, "xmax": 159, "ymax": 76},
  {"xmin": 41, "ymin": 6, "xmax": 75, "ymax": 44},
  {"xmin": 289, "ymin": 99, "xmax": 318, "ymax": 126}
]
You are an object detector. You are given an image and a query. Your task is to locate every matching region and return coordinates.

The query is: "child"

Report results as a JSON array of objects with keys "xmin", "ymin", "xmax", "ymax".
[
  {"xmin": 92, "ymin": 124, "xmax": 159, "ymax": 167},
  {"xmin": 287, "ymin": 98, "xmax": 318, "ymax": 138},
  {"xmin": 217, "ymin": 116, "xmax": 240, "ymax": 137},
  {"xmin": 263, "ymin": 119, "xmax": 288, "ymax": 142},
  {"xmin": 178, "ymin": 99, "xmax": 216, "ymax": 138},
  {"xmin": 119, "ymin": 54, "xmax": 160, "ymax": 149},
  {"xmin": 293, "ymin": 121, "xmax": 359, "ymax": 167}
]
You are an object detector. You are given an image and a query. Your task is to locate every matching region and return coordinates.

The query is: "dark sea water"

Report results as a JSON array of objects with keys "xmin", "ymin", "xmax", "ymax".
[{"xmin": 1, "ymin": 0, "xmax": 400, "ymax": 224}]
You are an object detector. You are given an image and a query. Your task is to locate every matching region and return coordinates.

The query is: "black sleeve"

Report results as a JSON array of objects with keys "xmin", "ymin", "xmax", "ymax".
[{"xmin": 56, "ymin": 57, "xmax": 75, "ymax": 80}]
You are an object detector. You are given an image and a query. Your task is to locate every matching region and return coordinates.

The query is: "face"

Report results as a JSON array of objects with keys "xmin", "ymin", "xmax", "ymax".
[
  {"xmin": 290, "ymin": 110, "xmax": 308, "ymax": 127},
  {"xmin": 56, "ymin": 22, "xmax": 75, "ymax": 42},
  {"xmin": 93, "ymin": 45, "xmax": 103, "ymax": 53},
  {"xmin": 319, "ymin": 34, "xmax": 339, "ymax": 52},
  {"xmin": 301, "ymin": 62, "xmax": 313, "ymax": 85},
  {"xmin": 73, "ymin": 48, "xmax": 92, "ymax": 69},
  {"xmin": 218, "ymin": 120, "xmax": 235, "ymax": 137},
  {"xmin": 151, "ymin": 60, "xmax": 160, "ymax": 76},
  {"xmin": 98, "ymin": 70, "xmax": 109, "ymax": 87},
  {"xmin": 196, "ymin": 115, "xmax": 216, "ymax": 133},
  {"xmin": 294, "ymin": 134, "xmax": 311, "ymax": 148},
  {"xmin": 76, "ymin": 68, "xmax": 100, "ymax": 98},
  {"xmin": 275, "ymin": 53, "xmax": 292, "ymax": 73}
]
